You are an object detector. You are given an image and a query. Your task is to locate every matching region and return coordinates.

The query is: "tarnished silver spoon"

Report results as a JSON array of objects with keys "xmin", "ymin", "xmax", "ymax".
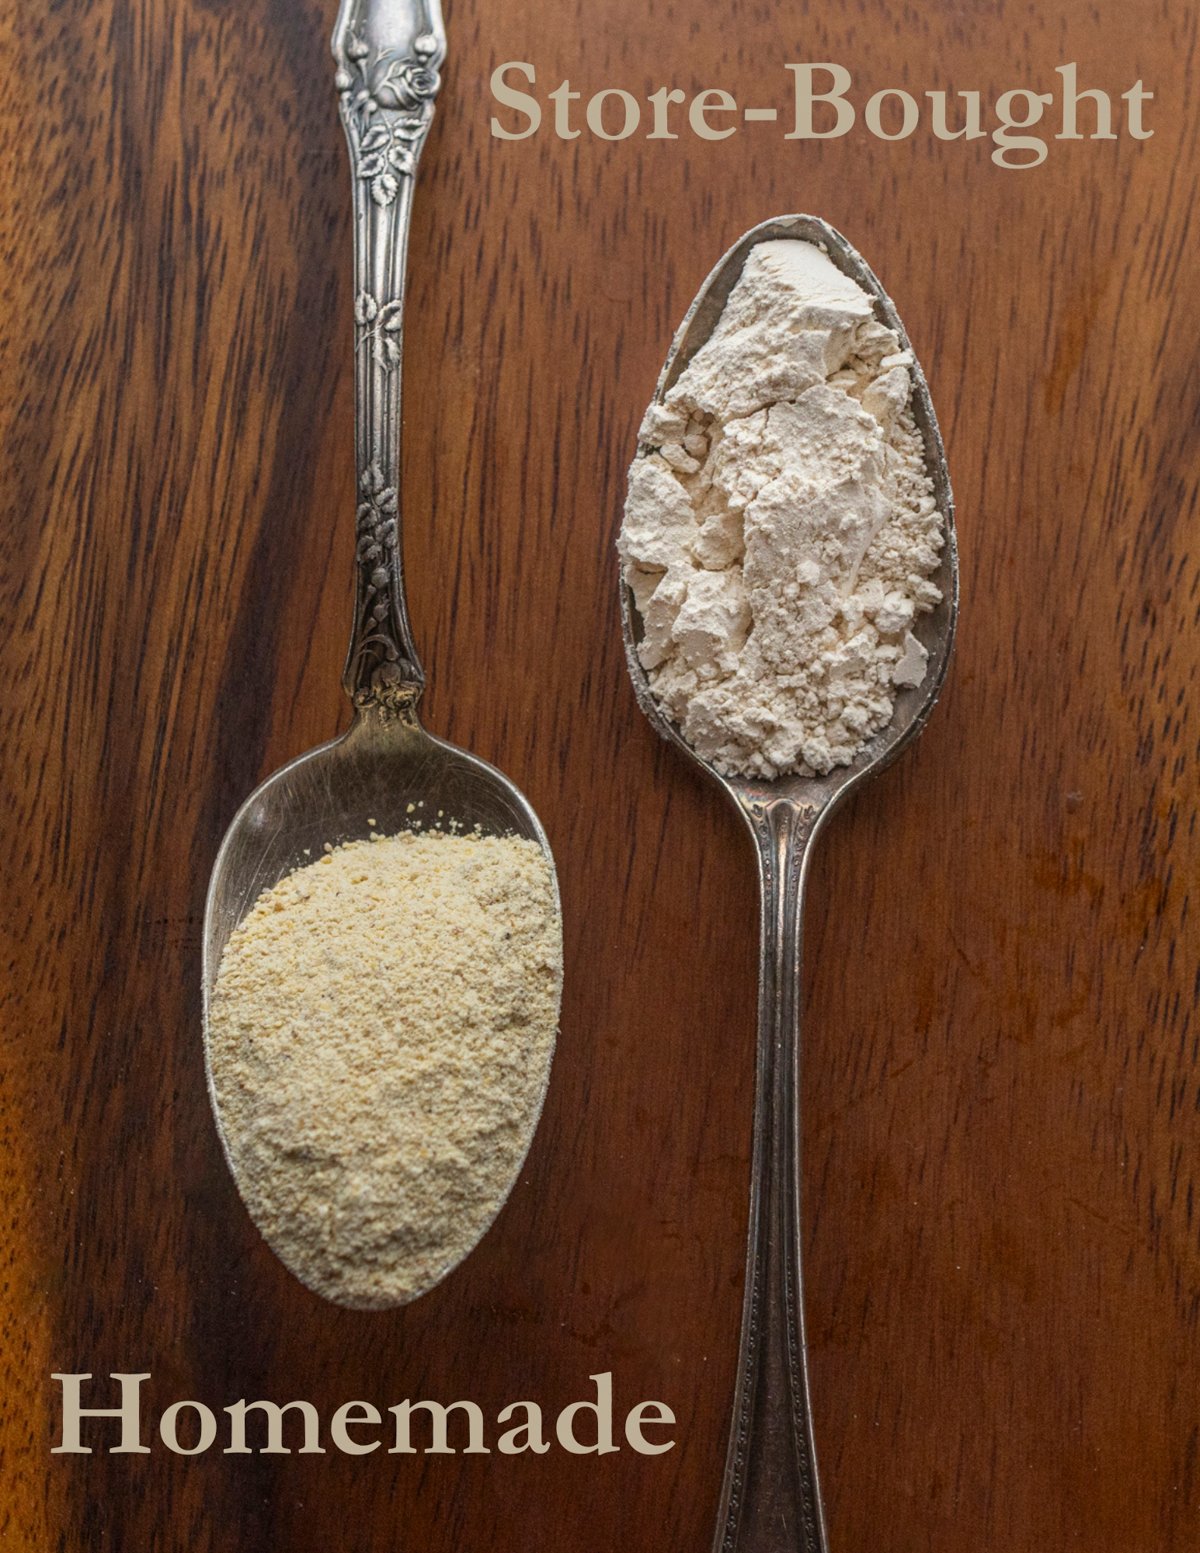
[
  {"xmin": 620, "ymin": 214, "xmax": 958, "ymax": 1552},
  {"xmin": 202, "ymin": 0, "xmax": 560, "ymax": 1299}
]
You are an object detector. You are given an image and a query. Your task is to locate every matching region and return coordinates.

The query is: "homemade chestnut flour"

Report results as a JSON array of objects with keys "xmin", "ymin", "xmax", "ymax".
[
  {"xmin": 620, "ymin": 239, "xmax": 944, "ymax": 778},
  {"xmin": 209, "ymin": 830, "xmax": 560, "ymax": 1309}
]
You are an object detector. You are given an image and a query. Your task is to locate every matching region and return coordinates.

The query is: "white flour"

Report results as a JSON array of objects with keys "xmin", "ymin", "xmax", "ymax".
[{"xmin": 620, "ymin": 239, "xmax": 943, "ymax": 779}]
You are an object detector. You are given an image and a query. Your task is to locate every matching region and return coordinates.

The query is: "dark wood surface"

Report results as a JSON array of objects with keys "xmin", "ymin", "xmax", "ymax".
[{"xmin": 3, "ymin": 1, "xmax": 1198, "ymax": 1547}]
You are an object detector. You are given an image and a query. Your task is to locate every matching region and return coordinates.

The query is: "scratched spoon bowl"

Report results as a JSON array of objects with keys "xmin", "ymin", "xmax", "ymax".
[
  {"xmin": 202, "ymin": 0, "xmax": 560, "ymax": 1300},
  {"xmin": 620, "ymin": 213, "xmax": 957, "ymax": 1553}
]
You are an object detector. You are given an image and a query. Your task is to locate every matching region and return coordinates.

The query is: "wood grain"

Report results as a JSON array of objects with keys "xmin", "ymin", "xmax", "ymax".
[{"xmin": 2, "ymin": 0, "xmax": 1197, "ymax": 1547}]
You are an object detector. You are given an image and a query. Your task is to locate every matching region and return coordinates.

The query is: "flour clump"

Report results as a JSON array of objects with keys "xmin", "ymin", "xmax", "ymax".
[
  {"xmin": 619, "ymin": 238, "xmax": 944, "ymax": 779},
  {"xmin": 209, "ymin": 829, "xmax": 561, "ymax": 1310}
]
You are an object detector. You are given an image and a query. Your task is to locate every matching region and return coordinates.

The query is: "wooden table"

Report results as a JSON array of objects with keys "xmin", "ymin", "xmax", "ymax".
[{"xmin": 3, "ymin": 2, "xmax": 1196, "ymax": 1547}]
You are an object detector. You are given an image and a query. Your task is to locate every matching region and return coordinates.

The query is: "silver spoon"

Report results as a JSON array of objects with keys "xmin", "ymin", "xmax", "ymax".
[
  {"xmin": 202, "ymin": 0, "xmax": 560, "ymax": 1296},
  {"xmin": 620, "ymin": 214, "xmax": 958, "ymax": 1553}
]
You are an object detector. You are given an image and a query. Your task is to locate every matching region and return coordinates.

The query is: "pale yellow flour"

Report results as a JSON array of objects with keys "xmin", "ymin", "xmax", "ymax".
[{"xmin": 209, "ymin": 830, "xmax": 561, "ymax": 1309}]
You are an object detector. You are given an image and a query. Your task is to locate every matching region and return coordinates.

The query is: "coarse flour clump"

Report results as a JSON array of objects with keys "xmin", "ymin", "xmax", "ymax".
[
  {"xmin": 209, "ymin": 830, "xmax": 561, "ymax": 1310},
  {"xmin": 619, "ymin": 238, "xmax": 944, "ymax": 779}
]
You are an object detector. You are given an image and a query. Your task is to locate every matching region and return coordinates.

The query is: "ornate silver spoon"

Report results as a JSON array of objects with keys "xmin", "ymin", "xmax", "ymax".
[
  {"xmin": 202, "ymin": 0, "xmax": 560, "ymax": 1298},
  {"xmin": 619, "ymin": 214, "xmax": 958, "ymax": 1552}
]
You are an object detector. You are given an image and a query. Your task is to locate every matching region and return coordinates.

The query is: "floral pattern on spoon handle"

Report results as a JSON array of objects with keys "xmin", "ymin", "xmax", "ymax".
[{"xmin": 332, "ymin": 0, "xmax": 445, "ymax": 713}]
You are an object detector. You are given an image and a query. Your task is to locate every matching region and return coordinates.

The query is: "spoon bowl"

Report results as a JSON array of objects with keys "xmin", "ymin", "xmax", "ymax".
[
  {"xmin": 621, "ymin": 211, "xmax": 958, "ymax": 825},
  {"xmin": 620, "ymin": 213, "xmax": 958, "ymax": 1553}
]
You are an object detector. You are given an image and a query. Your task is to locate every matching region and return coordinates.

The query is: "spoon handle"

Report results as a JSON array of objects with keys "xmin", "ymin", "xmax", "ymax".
[
  {"xmin": 332, "ymin": 0, "xmax": 445, "ymax": 712},
  {"xmin": 717, "ymin": 794, "xmax": 830, "ymax": 1553}
]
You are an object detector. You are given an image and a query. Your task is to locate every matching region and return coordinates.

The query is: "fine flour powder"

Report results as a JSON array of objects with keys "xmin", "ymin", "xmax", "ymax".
[
  {"xmin": 210, "ymin": 830, "xmax": 561, "ymax": 1309},
  {"xmin": 620, "ymin": 239, "xmax": 944, "ymax": 778}
]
